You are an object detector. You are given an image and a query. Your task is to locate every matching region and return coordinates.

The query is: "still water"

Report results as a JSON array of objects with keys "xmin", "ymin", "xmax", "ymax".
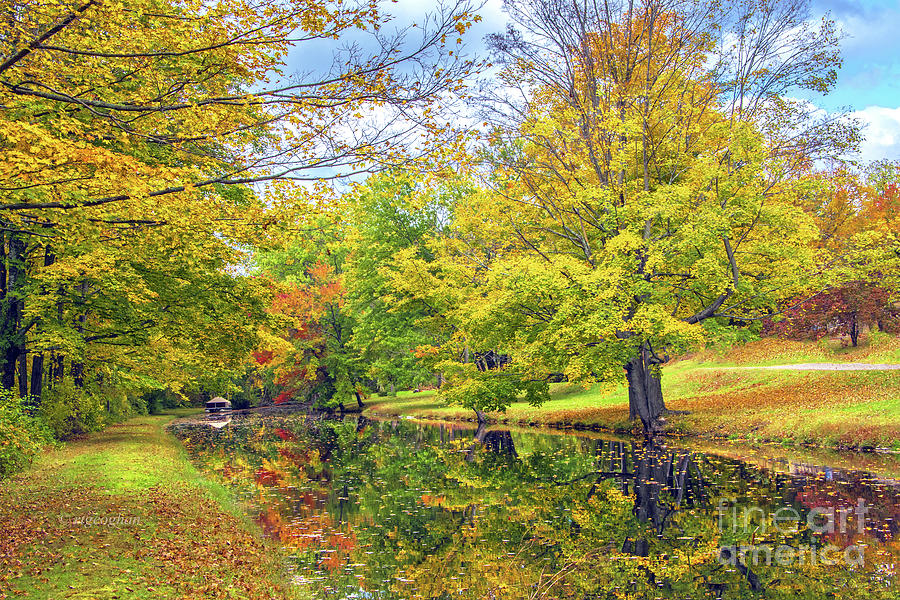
[{"xmin": 172, "ymin": 415, "xmax": 900, "ymax": 599}]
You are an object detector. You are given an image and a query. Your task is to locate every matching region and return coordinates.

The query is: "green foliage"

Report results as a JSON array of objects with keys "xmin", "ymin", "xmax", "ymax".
[
  {"xmin": 702, "ymin": 318, "xmax": 760, "ymax": 353},
  {"xmin": 143, "ymin": 389, "xmax": 186, "ymax": 415},
  {"xmin": 437, "ymin": 361, "xmax": 550, "ymax": 413},
  {"xmin": 0, "ymin": 390, "xmax": 53, "ymax": 479},
  {"xmin": 39, "ymin": 381, "xmax": 105, "ymax": 438},
  {"xmin": 38, "ymin": 380, "xmax": 143, "ymax": 439},
  {"xmin": 343, "ymin": 173, "xmax": 451, "ymax": 392},
  {"xmin": 250, "ymin": 172, "xmax": 457, "ymax": 407}
]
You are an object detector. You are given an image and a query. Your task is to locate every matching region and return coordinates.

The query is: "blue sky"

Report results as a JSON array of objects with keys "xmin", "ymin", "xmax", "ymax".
[
  {"xmin": 808, "ymin": 0, "xmax": 900, "ymax": 161},
  {"xmin": 297, "ymin": 0, "xmax": 900, "ymax": 163},
  {"xmin": 810, "ymin": 0, "xmax": 900, "ymax": 111}
]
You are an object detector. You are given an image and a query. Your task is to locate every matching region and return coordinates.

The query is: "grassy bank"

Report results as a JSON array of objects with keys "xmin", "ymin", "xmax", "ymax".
[
  {"xmin": 0, "ymin": 410, "xmax": 294, "ymax": 600},
  {"xmin": 365, "ymin": 336, "xmax": 900, "ymax": 449}
]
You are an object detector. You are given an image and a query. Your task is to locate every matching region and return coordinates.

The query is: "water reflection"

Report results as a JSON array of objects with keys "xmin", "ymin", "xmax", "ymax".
[
  {"xmin": 205, "ymin": 414, "xmax": 232, "ymax": 429},
  {"xmin": 172, "ymin": 416, "xmax": 900, "ymax": 599}
]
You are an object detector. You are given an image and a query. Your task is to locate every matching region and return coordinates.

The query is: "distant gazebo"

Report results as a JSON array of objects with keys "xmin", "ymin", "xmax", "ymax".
[{"xmin": 205, "ymin": 396, "xmax": 232, "ymax": 413}]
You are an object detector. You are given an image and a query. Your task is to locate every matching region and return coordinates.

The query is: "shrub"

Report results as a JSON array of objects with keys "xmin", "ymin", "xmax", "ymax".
[
  {"xmin": 0, "ymin": 390, "xmax": 54, "ymax": 479},
  {"xmin": 39, "ymin": 380, "xmax": 108, "ymax": 439}
]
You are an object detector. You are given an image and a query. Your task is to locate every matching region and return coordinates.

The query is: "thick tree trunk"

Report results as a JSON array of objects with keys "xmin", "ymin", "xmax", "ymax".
[
  {"xmin": 30, "ymin": 353, "xmax": 43, "ymax": 402},
  {"xmin": 473, "ymin": 408, "xmax": 487, "ymax": 424},
  {"xmin": 482, "ymin": 429, "xmax": 517, "ymax": 457},
  {"xmin": 624, "ymin": 345, "xmax": 667, "ymax": 435},
  {"xmin": 466, "ymin": 421, "xmax": 488, "ymax": 462},
  {"xmin": 354, "ymin": 390, "xmax": 365, "ymax": 409},
  {"xmin": 1, "ymin": 343, "xmax": 17, "ymax": 390}
]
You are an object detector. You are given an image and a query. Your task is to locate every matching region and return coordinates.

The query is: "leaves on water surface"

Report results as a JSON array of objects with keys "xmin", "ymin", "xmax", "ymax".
[{"xmin": 174, "ymin": 415, "xmax": 900, "ymax": 599}]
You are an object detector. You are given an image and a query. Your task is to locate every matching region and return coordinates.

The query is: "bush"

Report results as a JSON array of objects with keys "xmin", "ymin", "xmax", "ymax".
[
  {"xmin": 39, "ymin": 380, "xmax": 150, "ymax": 438},
  {"xmin": 0, "ymin": 391, "xmax": 54, "ymax": 479},
  {"xmin": 39, "ymin": 380, "xmax": 108, "ymax": 439}
]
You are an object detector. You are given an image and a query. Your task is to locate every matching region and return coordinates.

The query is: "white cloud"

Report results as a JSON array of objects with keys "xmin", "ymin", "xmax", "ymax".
[
  {"xmin": 834, "ymin": 16, "xmax": 894, "ymax": 54},
  {"xmin": 852, "ymin": 106, "xmax": 900, "ymax": 163}
]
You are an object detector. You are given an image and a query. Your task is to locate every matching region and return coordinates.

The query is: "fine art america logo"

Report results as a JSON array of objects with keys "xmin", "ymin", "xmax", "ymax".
[{"xmin": 717, "ymin": 498, "xmax": 868, "ymax": 567}]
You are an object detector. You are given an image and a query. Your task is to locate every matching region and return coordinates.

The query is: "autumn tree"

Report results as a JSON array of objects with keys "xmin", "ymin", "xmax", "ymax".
[
  {"xmin": 766, "ymin": 160, "xmax": 900, "ymax": 346},
  {"xmin": 252, "ymin": 221, "xmax": 364, "ymax": 410},
  {"xmin": 0, "ymin": 0, "xmax": 479, "ymax": 213},
  {"xmin": 252, "ymin": 173, "xmax": 457, "ymax": 408},
  {"xmin": 763, "ymin": 282, "xmax": 898, "ymax": 347},
  {"xmin": 423, "ymin": 0, "xmax": 853, "ymax": 433},
  {"xmin": 0, "ymin": 0, "xmax": 481, "ymax": 412},
  {"xmin": 341, "ymin": 173, "xmax": 452, "ymax": 394}
]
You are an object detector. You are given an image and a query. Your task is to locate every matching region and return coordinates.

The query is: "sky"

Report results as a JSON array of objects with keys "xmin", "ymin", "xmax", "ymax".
[
  {"xmin": 291, "ymin": 0, "xmax": 900, "ymax": 164},
  {"xmin": 810, "ymin": 0, "xmax": 900, "ymax": 161}
]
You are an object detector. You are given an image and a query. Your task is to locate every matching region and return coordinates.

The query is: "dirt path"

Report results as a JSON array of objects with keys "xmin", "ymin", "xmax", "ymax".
[
  {"xmin": 0, "ymin": 413, "xmax": 293, "ymax": 599},
  {"xmin": 720, "ymin": 362, "xmax": 900, "ymax": 371}
]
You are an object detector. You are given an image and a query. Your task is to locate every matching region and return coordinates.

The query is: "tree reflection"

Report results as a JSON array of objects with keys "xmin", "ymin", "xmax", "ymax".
[{"xmin": 173, "ymin": 417, "xmax": 900, "ymax": 600}]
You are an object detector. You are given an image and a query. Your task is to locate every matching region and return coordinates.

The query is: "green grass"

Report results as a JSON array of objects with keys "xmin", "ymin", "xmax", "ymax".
[
  {"xmin": 0, "ymin": 410, "xmax": 297, "ymax": 600},
  {"xmin": 366, "ymin": 335, "xmax": 900, "ymax": 448}
]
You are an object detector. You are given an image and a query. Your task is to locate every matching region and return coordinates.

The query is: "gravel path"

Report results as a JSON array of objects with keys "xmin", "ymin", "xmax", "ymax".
[{"xmin": 724, "ymin": 363, "xmax": 900, "ymax": 371}]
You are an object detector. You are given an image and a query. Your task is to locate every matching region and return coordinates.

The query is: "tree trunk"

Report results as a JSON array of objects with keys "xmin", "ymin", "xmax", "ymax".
[
  {"xmin": 17, "ymin": 350, "xmax": 27, "ymax": 398},
  {"xmin": 30, "ymin": 353, "xmax": 44, "ymax": 402},
  {"xmin": 27, "ymin": 245, "xmax": 55, "ymax": 401},
  {"xmin": 482, "ymin": 430, "xmax": 517, "ymax": 457},
  {"xmin": 624, "ymin": 345, "xmax": 667, "ymax": 435},
  {"xmin": 71, "ymin": 361, "xmax": 84, "ymax": 387},
  {"xmin": 849, "ymin": 313, "xmax": 859, "ymax": 347},
  {"xmin": 1, "ymin": 235, "xmax": 26, "ymax": 391},
  {"xmin": 354, "ymin": 390, "xmax": 365, "ymax": 409},
  {"xmin": 71, "ymin": 280, "xmax": 88, "ymax": 387},
  {"xmin": 473, "ymin": 408, "xmax": 487, "ymax": 424},
  {"xmin": 466, "ymin": 421, "xmax": 489, "ymax": 462},
  {"xmin": 50, "ymin": 352, "xmax": 64, "ymax": 386}
]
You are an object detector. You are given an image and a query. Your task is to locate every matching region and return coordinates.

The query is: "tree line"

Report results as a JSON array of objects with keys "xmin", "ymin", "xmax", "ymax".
[
  {"xmin": 1, "ymin": 0, "xmax": 898, "ymax": 467},
  {"xmin": 247, "ymin": 0, "xmax": 899, "ymax": 432}
]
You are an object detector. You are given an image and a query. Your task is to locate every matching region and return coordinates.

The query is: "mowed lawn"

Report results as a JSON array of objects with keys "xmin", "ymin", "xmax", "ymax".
[
  {"xmin": 365, "ymin": 336, "xmax": 900, "ymax": 449},
  {"xmin": 0, "ymin": 411, "xmax": 295, "ymax": 600}
]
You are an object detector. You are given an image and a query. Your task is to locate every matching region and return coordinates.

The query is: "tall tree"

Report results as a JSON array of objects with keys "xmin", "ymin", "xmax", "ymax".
[
  {"xmin": 420, "ymin": 0, "xmax": 852, "ymax": 432},
  {"xmin": 342, "ymin": 173, "xmax": 452, "ymax": 394},
  {"xmin": 0, "ymin": 0, "xmax": 481, "ymax": 402},
  {"xmin": 253, "ymin": 220, "xmax": 365, "ymax": 410}
]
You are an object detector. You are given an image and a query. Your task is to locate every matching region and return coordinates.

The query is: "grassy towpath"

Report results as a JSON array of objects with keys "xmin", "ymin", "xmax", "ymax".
[
  {"xmin": 0, "ymin": 410, "xmax": 294, "ymax": 600},
  {"xmin": 365, "ymin": 337, "xmax": 900, "ymax": 449}
]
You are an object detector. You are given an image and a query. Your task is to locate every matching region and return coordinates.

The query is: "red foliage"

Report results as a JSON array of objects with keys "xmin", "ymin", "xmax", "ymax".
[
  {"xmin": 863, "ymin": 180, "xmax": 900, "ymax": 225},
  {"xmin": 763, "ymin": 282, "xmax": 899, "ymax": 346},
  {"xmin": 252, "ymin": 349, "xmax": 274, "ymax": 365},
  {"xmin": 254, "ymin": 467, "xmax": 282, "ymax": 486},
  {"xmin": 278, "ymin": 447, "xmax": 308, "ymax": 464},
  {"xmin": 254, "ymin": 507, "xmax": 356, "ymax": 570},
  {"xmin": 274, "ymin": 390, "xmax": 294, "ymax": 405},
  {"xmin": 274, "ymin": 428, "xmax": 296, "ymax": 441}
]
